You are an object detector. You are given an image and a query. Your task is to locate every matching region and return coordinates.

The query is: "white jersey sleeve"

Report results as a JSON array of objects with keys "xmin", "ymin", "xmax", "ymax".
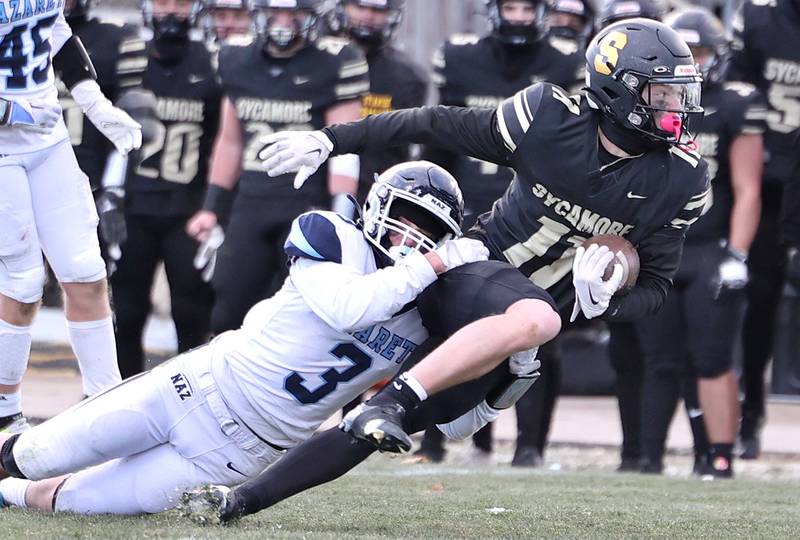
[
  {"xmin": 50, "ymin": 11, "xmax": 72, "ymax": 54},
  {"xmin": 285, "ymin": 211, "xmax": 438, "ymax": 333}
]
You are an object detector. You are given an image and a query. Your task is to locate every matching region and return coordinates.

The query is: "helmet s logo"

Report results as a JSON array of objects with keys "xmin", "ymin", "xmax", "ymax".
[{"xmin": 594, "ymin": 31, "xmax": 628, "ymax": 75}]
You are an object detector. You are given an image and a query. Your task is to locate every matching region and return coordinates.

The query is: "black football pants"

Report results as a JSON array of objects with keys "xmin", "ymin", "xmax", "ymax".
[{"xmin": 110, "ymin": 214, "xmax": 213, "ymax": 379}]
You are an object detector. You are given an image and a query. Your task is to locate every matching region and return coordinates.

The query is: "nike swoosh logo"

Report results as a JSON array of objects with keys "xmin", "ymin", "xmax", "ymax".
[
  {"xmin": 626, "ymin": 191, "xmax": 647, "ymax": 199},
  {"xmin": 293, "ymin": 76, "xmax": 310, "ymax": 85},
  {"xmin": 588, "ymin": 289, "xmax": 600, "ymax": 306},
  {"xmin": 189, "ymin": 75, "xmax": 206, "ymax": 84},
  {"xmin": 226, "ymin": 462, "xmax": 247, "ymax": 477},
  {"xmin": 393, "ymin": 381, "xmax": 402, "ymax": 391}
]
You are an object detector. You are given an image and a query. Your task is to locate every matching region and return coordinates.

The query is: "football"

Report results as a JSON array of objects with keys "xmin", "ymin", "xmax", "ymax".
[{"xmin": 582, "ymin": 234, "xmax": 640, "ymax": 292}]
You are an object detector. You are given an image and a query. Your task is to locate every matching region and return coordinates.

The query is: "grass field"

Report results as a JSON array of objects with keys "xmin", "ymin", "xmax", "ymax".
[{"xmin": 2, "ymin": 447, "xmax": 799, "ymax": 539}]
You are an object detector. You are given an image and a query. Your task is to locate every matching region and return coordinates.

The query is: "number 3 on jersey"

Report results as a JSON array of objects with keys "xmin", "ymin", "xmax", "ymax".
[{"xmin": 285, "ymin": 343, "xmax": 372, "ymax": 404}]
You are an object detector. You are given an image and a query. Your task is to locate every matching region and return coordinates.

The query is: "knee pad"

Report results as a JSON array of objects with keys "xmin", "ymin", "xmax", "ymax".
[
  {"xmin": 54, "ymin": 249, "xmax": 106, "ymax": 284},
  {"xmin": 0, "ymin": 319, "xmax": 32, "ymax": 385}
]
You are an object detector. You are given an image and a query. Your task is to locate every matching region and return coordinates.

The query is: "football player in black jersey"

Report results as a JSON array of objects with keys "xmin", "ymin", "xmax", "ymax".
[
  {"xmin": 178, "ymin": 19, "xmax": 712, "ymax": 523},
  {"xmin": 419, "ymin": 0, "xmax": 583, "ymax": 467},
  {"xmin": 635, "ymin": 8, "xmax": 766, "ymax": 478},
  {"xmin": 185, "ymin": 0, "xmax": 368, "ymax": 334},
  {"xmin": 198, "ymin": 0, "xmax": 253, "ymax": 45},
  {"xmin": 545, "ymin": 0, "xmax": 594, "ymax": 48},
  {"xmin": 324, "ymin": 0, "xmax": 428, "ymax": 203},
  {"xmin": 728, "ymin": 0, "xmax": 800, "ymax": 460},
  {"xmin": 108, "ymin": 0, "xmax": 222, "ymax": 378}
]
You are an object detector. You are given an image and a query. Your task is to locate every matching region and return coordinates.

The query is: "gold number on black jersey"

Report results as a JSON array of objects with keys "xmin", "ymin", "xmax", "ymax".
[{"xmin": 135, "ymin": 122, "xmax": 203, "ymax": 184}]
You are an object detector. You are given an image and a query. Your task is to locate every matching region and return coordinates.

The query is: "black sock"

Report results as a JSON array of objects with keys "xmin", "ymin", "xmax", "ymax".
[
  {"xmin": 366, "ymin": 374, "xmax": 423, "ymax": 412},
  {"xmin": 709, "ymin": 443, "xmax": 733, "ymax": 470},
  {"xmin": 234, "ymin": 428, "xmax": 376, "ymax": 517}
]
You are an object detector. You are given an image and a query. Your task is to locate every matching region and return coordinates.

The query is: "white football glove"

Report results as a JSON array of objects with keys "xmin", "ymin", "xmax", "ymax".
[
  {"xmin": 70, "ymin": 80, "xmax": 142, "ymax": 155},
  {"xmin": 713, "ymin": 248, "xmax": 748, "ymax": 299},
  {"xmin": 193, "ymin": 225, "xmax": 225, "ymax": 282},
  {"xmin": 570, "ymin": 244, "xmax": 624, "ymax": 322},
  {"xmin": 433, "ymin": 237, "xmax": 490, "ymax": 270},
  {"xmin": 258, "ymin": 130, "xmax": 334, "ymax": 189},
  {"xmin": 1, "ymin": 97, "xmax": 62, "ymax": 133}
]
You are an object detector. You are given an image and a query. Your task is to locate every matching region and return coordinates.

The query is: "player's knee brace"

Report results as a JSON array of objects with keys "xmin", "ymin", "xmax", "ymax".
[
  {"xmin": 56, "ymin": 250, "xmax": 106, "ymax": 284},
  {"xmin": 1, "ymin": 434, "xmax": 26, "ymax": 478},
  {"xmin": 0, "ymin": 319, "xmax": 32, "ymax": 385}
]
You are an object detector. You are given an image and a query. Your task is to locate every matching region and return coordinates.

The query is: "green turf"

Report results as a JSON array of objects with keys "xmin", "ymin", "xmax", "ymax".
[{"xmin": 1, "ymin": 458, "xmax": 798, "ymax": 539}]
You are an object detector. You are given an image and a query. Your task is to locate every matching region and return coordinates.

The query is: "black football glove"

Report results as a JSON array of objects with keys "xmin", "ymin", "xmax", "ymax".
[{"xmin": 96, "ymin": 188, "xmax": 127, "ymax": 264}]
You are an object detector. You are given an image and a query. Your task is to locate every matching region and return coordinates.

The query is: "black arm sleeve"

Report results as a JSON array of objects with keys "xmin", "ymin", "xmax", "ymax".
[
  {"xmin": 601, "ymin": 226, "xmax": 685, "ymax": 322},
  {"xmin": 52, "ymin": 36, "xmax": 97, "ymax": 90},
  {"xmin": 230, "ymin": 428, "xmax": 376, "ymax": 519},
  {"xmin": 323, "ymin": 106, "xmax": 511, "ymax": 167}
]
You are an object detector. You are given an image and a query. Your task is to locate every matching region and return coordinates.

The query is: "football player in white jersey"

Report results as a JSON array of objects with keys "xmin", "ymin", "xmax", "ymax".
[
  {"xmin": 0, "ymin": 161, "xmax": 489, "ymax": 516},
  {"xmin": 0, "ymin": 1, "xmax": 142, "ymax": 432}
]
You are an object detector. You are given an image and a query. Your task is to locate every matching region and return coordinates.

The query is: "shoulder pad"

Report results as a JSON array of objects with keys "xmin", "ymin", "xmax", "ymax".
[
  {"xmin": 315, "ymin": 36, "xmax": 352, "ymax": 56},
  {"xmin": 447, "ymin": 33, "xmax": 480, "ymax": 46},
  {"xmin": 547, "ymin": 36, "xmax": 579, "ymax": 56},
  {"xmin": 285, "ymin": 211, "xmax": 360, "ymax": 264},
  {"xmin": 495, "ymin": 83, "xmax": 549, "ymax": 153},
  {"xmin": 723, "ymin": 81, "xmax": 757, "ymax": 97},
  {"xmin": 667, "ymin": 144, "xmax": 703, "ymax": 169}
]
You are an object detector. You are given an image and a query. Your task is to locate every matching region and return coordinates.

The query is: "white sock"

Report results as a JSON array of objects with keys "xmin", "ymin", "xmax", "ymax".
[
  {"xmin": 0, "ymin": 318, "xmax": 31, "ymax": 417},
  {"xmin": 0, "ymin": 390, "xmax": 21, "ymax": 419},
  {"xmin": 399, "ymin": 372, "xmax": 428, "ymax": 401},
  {"xmin": 67, "ymin": 317, "xmax": 121, "ymax": 396},
  {"xmin": 0, "ymin": 478, "xmax": 30, "ymax": 508}
]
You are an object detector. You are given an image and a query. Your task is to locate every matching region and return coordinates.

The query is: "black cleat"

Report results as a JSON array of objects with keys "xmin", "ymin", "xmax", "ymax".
[
  {"xmin": 511, "ymin": 445, "xmax": 542, "ymax": 468},
  {"xmin": 692, "ymin": 453, "xmax": 711, "ymax": 477},
  {"xmin": 616, "ymin": 456, "xmax": 641, "ymax": 473},
  {"xmin": 739, "ymin": 413, "xmax": 763, "ymax": 460},
  {"xmin": 344, "ymin": 403, "xmax": 412, "ymax": 453},
  {"xmin": 638, "ymin": 458, "xmax": 663, "ymax": 475}
]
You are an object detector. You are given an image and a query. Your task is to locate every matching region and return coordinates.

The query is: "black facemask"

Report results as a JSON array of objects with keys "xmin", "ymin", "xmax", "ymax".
[
  {"xmin": 152, "ymin": 15, "xmax": 191, "ymax": 63},
  {"xmin": 548, "ymin": 24, "xmax": 580, "ymax": 41},
  {"xmin": 348, "ymin": 25, "xmax": 385, "ymax": 49},
  {"xmin": 599, "ymin": 115, "xmax": 666, "ymax": 156}
]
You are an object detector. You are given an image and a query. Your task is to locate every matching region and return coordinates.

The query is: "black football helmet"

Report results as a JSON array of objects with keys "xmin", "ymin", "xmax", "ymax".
[
  {"xmin": 141, "ymin": 0, "xmax": 200, "ymax": 41},
  {"xmin": 250, "ymin": 0, "xmax": 320, "ymax": 50},
  {"xmin": 64, "ymin": 0, "xmax": 92, "ymax": 21},
  {"xmin": 326, "ymin": 0, "xmax": 404, "ymax": 48},
  {"xmin": 363, "ymin": 161, "xmax": 464, "ymax": 262},
  {"xmin": 585, "ymin": 17, "xmax": 703, "ymax": 147},
  {"xmin": 545, "ymin": 0, "xmax": 594, "ymax": 43},
  {"xmin": 199, "ymin": 0, "xmax": 252, "ymax": 42},
  {"xmin": 597, "ymin": 0, "xmax": 666, "ymax": 30},
  {"xmin": 485, "ymin": 0, "xmax": 546, "ymax": 47},
  {"xmin": 666, "ymin": 8, "xmax": 728, "ymax": 87}
]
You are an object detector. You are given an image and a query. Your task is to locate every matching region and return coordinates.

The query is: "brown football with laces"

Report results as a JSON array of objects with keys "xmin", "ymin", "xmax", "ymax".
[{"xmin": 581, "ymin": 235, "xmax": 640, "ymax": 292}]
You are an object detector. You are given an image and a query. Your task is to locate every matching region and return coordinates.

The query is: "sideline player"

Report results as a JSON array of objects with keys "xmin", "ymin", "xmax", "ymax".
[
  {"xmin": 0, "ymin": 2, "xmax": 142, "ymax": 432},
  {"xmin": 636, "ymin": 8, "xmax": 765, "ymax": 478},
  {"xmin": 729, "ymin": 0, "xmax": 800, "ymax": 460},
  {"xmin": 109, "ymin": 0, "xmax": 222, "ymax": 378},
  {"xmin": 176, "ymin": 18, "xmax": 714, "ymax": 524},
  {"xmin": 325, "ymin": 0, "xmax": 428, "ymax": 203},
  {"xmin": 0, "ymin": 162, "xmax": 489, "ymax": 515},
  {"xmin": 186, "ymin": 0, "xmax": 368, "ymax": 334},
  {"xmin": 198, "ymin": 0, "xmax": 252, "ymax": 45}
]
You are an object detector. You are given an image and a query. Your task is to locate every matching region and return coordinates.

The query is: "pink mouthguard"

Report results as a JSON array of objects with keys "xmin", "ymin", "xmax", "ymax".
[{"xmin": 659, "ymin": 114, "xmax": 682, "ymax": 141}]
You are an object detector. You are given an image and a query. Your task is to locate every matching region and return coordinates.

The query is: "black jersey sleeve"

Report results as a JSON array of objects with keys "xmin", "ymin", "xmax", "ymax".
[
  {"xmin": 602, "ymin": 171, "xmax": 711, "ymax": 322},
  {"xmin": 116, "ymin": 35, "xmax": 148, "ymax": 91},
  {"xmin": 324, "ymin": 105, "xmax": 511, "ymax": 166},
  {"xmin": 723, "ymin": 82, "xmax": 768, "ymax": 138}
]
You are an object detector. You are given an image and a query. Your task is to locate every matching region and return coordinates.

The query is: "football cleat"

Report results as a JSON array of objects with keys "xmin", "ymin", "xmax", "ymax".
[
  {"xmin": 179, "ymin": 484, "xmax": 238, "ymax": 526},
  {"xmin": 342, "ymin": 403, "xmax": 412, "ymax": 454},
  {"xmin": 0, "ymin": 414, "xmax": 30, "ymax": 434},
  {"xmin": 511, "ymin": 446, "xmax": 541, "ymax": 468}
]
